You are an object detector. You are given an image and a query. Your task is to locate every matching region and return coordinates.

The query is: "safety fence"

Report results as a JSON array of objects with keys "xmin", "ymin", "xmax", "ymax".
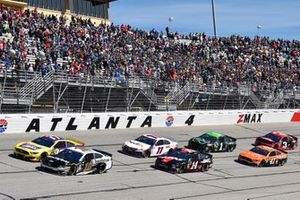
[{"xmin": 0, "ymin": 70, "xmax": 300, "ymax": 113}]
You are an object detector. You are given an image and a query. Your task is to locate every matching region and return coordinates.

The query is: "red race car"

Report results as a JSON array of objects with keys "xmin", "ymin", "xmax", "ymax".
[{"xmin": 254, "ymin": 131, "xmax": 297, "ymax": 151}]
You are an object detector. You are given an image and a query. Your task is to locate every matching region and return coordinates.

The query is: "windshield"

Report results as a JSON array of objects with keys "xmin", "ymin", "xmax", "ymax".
[
  {"xmin": 57, "ymin": 149, "xmax": 83, "ymax": 163},
  {"xmin": 32, "ymin": 137, "xmax": 54, "ymax": 148},
  {"xmin": 250, "ymin": 147, "xmax": 269, "ymax": 156},
  {"xmin": 264, "ymin": 133, "xmax": 281, "ymax": 142},
  {"xmin": 199, "ymin": 133, "xmax": 217, "ymax": 143},
  {"xmin": 167, "ymin": 149, "xmax": 191, "ymax": 160},
  {"xmin": 135, "ymin": 136, "xmax": 156, "ymax": 146}
]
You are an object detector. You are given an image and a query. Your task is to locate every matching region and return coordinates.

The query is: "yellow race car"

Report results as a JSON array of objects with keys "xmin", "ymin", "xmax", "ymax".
[{"xmin": 13, "ymin": 135, "xmax": 84, "ymax": 161}]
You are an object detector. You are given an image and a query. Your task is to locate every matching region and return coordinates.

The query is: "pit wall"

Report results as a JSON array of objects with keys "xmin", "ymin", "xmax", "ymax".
[{"xmin": 0, "ymin": 109, "xmax": 300, "ymax": 134}]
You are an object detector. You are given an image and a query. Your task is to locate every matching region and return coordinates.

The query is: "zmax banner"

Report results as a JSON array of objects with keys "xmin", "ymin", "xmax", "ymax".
[{"xmin": 0, "ymin": 110, "xmax": 298, "ymax": 134}]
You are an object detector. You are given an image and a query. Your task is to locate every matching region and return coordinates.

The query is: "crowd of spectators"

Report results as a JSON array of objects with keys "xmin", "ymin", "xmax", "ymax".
[{"xmin": 0, "ymin": 5, "xmax": 300, "ymax": 92}]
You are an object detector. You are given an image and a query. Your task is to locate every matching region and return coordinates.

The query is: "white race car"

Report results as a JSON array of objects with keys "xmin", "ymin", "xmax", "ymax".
[
  {"xmin": 40, "ymin": 147, "xmax": 113, "ymax": 175},
  {"xmin": 122, "ymin": 134, "xmax": 178, "ymax": 157}
]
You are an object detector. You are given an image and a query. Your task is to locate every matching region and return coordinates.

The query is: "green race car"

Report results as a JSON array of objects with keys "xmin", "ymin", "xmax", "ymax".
[{"xmin": 187, "ymin": 132, "xmax": 236, "ymax": 152}]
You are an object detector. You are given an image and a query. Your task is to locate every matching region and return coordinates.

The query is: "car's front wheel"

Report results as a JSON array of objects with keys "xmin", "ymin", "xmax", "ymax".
[
  {"xmin": 40, "ymin": 152, "xmax": 48, "ymax": 161},
  {"xmin": 258, "ymin": 160, "xmax": 266, "ymax": 167},
  {"xmin": 176, "ymin": 165, "xmax": 186, "ymax": 174},
  {"xmin": 144, "ymin": 150, "xmax": 151, "ymax": 158},
  {"xmin": 68, "ymin": 164, "xmax": 77, "ymax": 175}
]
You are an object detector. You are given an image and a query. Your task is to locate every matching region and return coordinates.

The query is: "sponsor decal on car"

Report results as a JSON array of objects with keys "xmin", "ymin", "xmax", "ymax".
[
  {"xmin": 165, "ymin": 115, "xmax": 174, "ymax": 127},
  {"xmin": 0, "ymin": 119, "xmax": 8, "ymax": 133},
  {"xmin": 21, "ymin": 143, "xmax": 41, "ymax": 150},
  {"xmin": 237, "ymin": 113, "xmax": 262, "ymax": 124}
]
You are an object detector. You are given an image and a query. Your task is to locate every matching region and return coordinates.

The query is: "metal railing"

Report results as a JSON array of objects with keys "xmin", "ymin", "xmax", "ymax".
[{"xmin": 0, "ymin": 69, "xmax": 300, "ymax": 113}]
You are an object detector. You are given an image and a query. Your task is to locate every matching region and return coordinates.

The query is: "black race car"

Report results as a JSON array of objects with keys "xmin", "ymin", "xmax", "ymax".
[
  {"xmin": 154, "ymin": 148, "xmax": 213, "ymax": 173},
  {"xmin": 187, "ymin": 131, "xmax": 236, "ymax": 152}
]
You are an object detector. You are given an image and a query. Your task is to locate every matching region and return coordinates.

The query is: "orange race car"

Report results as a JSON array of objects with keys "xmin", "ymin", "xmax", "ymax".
[{"xmin": 238, "ymin": 145, "xmax": 287, "ymax": 167}]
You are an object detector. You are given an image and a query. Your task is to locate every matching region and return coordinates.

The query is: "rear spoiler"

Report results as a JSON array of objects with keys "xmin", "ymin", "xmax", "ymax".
[
  {"xmin": 226, "ymin": 135, "xmax": 237, "ymax": 141},
  {"xmin": 201, "ymin": 152, "xmax": 213, "ymax": 158},
  {"xmin": 67, "ymin": 138, "xmax": 85, "ymax": 146},
  {"xmin": 93, "ymin": 149, "xmax": 113, "ymax": 157},
  {"xmin": 290, "ymin": 135, "xmax": 298, "ymax": 141}
]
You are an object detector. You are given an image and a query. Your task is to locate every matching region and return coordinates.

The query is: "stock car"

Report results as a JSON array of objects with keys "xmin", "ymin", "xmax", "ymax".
[
  {"xmin": 40, "ymin": 147, "xmax": 112, "ymax": 175},
  {"xmin": 187, "ymin": 131, "xmax": 236, "ymax": 152},
  {"xmin": 238, "ymin": 145, "xmax": 288, "ymax": 167},
  {"xmin": 155, "ymin": 148, "xmax": 213, "ymax": 173},
  {"xmin": 254, "ymin": 131, "xmax": 297, "ymax": 151},
  {"xmin": 122, "ymin": 134, "xmax": 178, "ymax": 157},
  {"xmin": 13, "ymin": 135, "xmax": 84, "ymax": 161}
]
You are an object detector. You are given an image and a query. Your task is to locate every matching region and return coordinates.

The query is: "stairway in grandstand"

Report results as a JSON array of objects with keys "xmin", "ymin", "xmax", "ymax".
[
  {"xmin": 155, "ymin": 83, "xmax": 190, "ymax": 111},
  {"xmin": 19, "ymin": 71, "xmax": 54, "ymax": 102},
  {"xmin": 128, "ymin": 76, "xmax": 158, "ymax": 105},
  {"xmin": 166, "ymin": 83, "xmax": 191, "ymax": 105},
  {"xmin": 247, "ymin": 91, "xmax": 264, "ymax": 109},
  {"xmin": 1, "ymin": 71, "xmax": 54, "ymax": 105}
]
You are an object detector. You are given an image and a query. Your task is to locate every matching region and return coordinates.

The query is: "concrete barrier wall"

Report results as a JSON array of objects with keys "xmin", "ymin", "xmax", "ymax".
[{"xmin": 0, "ymin": 109, "xmax": 299, "ymax": 134}]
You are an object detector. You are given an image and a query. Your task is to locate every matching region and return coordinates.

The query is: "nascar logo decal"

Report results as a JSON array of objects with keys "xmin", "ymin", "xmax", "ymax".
[
  {"xmin": 165, "ymin": 115, "xmax": 174, "ymax": 127},
  {"xmin": 0, "ymin": 119, "xmax": 8, "ymax": 133}
]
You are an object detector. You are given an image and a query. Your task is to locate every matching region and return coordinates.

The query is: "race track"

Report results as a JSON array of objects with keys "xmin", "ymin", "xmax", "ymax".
[{"xmin": 1, "ymin": 123, "xmax": 300, "ymax": 200}]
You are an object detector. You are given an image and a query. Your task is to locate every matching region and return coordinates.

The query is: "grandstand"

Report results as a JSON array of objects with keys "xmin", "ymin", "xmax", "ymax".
[
  {"xmin": 0, "ymin": 3, "xmax": 299, "ymax": 113},
  {"xmin": 0, "ymin": 0, "xmax": 115, "ymax": 24}
]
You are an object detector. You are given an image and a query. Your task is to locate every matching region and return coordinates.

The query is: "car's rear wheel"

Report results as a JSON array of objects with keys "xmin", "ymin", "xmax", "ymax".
[
  {"xmin": 279, "ymin": 159, "xmax": 287, "ymax": 166},
  {"xmin": 96, "ymin": 163, "xmax": 106, "ymax": 174},
  {"xmin": 227, "ymin": 146, "xmax": 234, "ymax": 152},
  {"xmin": 200, "ymin": 164, "xmax": 208, "ymax": 172}
]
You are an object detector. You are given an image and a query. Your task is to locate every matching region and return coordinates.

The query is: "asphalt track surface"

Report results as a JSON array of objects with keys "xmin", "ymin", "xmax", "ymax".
[{"xmin": 1, "ymin": 123, "xmax": 300, "ymax": 200}]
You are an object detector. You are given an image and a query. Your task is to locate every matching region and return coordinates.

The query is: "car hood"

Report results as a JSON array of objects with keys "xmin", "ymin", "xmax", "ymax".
[
  {"xmin": 192, "ymin": 137, "xmax": 212, "ymax": 145},
  {"xmin": 124, "ymin": 140, "xmax": 151, "ymax": 150},
  {"xmin": 239, "ymin": 150, "xmax": 265, "ymax": 161},
  {"xmin": 42, "ymin": 155, "xmax": 70, "ymax": 167},
  {"xmin": 16, "ymin": 142, "xmax": 47, "ymax": 152},
  {"xmin": 256, "ymin": 136, "xmax": 275, "ymax": 144}
]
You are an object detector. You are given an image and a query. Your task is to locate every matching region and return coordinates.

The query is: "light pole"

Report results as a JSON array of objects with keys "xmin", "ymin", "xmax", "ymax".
[
  {"xmin": 211, "ymin": 0, "xmax": 217, "ymax": 38},
  {"xmin": 257, "ymin": 25, "xmax": 262, "ymax": 37},
  {"xmin": 168, "ymin": 16, "xmax": 174, "ymax": 31}
]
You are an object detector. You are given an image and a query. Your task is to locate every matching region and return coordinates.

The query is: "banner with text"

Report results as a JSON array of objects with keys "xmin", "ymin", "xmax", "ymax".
[{"xmin": 0, "ymin": 109, "xmax": 299, "ymax": 134}]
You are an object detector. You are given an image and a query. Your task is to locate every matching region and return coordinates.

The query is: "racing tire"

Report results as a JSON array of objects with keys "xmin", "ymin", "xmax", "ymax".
[
  {"xmin": 258, "ymin": 160, "xmax": 266, "ymax": 167},
  {"xmin": 205, "ymin": 146, "xmax": 211, "ymax": 153},
  {"xmin": 40, "ymin": 152, "xmax": 48, "ymax": 162},
  {"xmin": 227, "ymin": 146, "xmax": 235, "ymax": 152},
  {"xmin": 200, "ymin": 164, "xmax": 208, "ymax": 172},
  {"xmin": 279, "ymin": 159, "xmax": 287, "ymax": 166},
  {"xmin": 176, "ymin": 165, "xmax": 185, "ymax": 174},
  {"xmin": 67, "ymin": 164, "xmax": 77, "ymax": 176},
  {"xmin": 96, "ymin": 163, "xmax": 106, "ymax": 174},
  {"xmin": 144, "ymin": 150, "xmax": 151, "ymax": 158}
]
